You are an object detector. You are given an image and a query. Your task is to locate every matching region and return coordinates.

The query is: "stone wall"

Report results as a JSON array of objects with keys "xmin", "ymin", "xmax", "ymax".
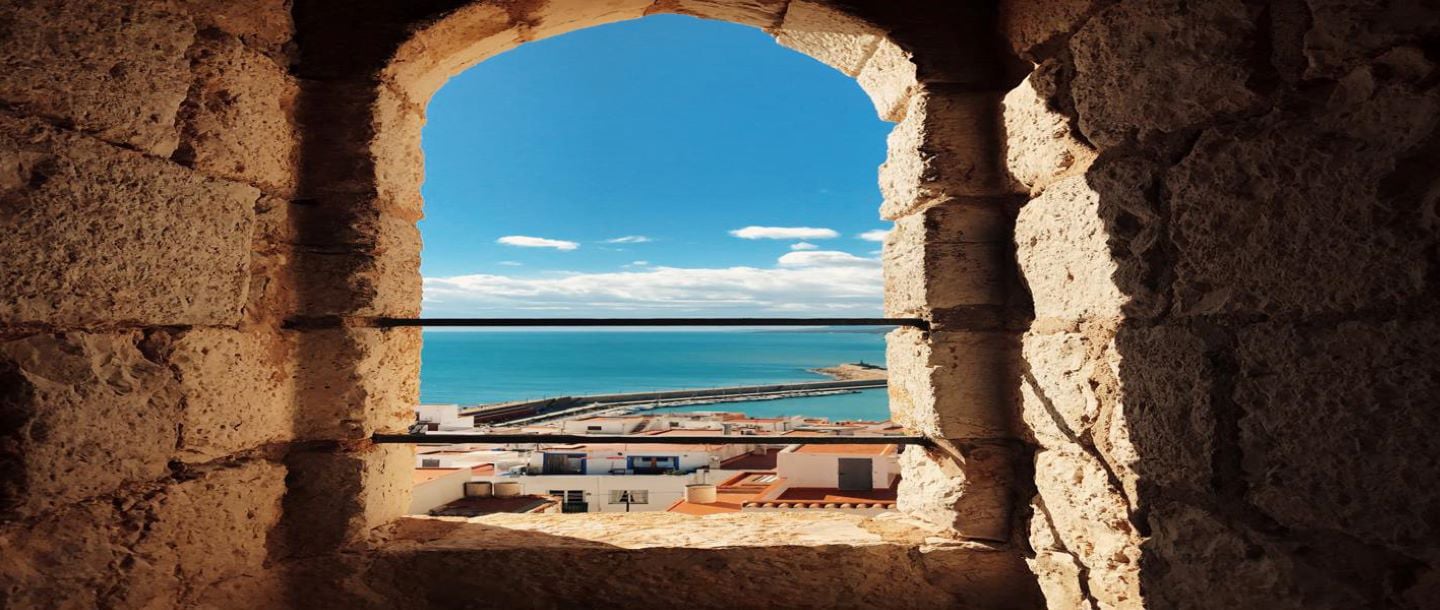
[
  {"xmin": 4, "ymin": 0, "xmax": 1437, "ymax": 607},
  {"xmin": 1000, "ymin": 0, "xmax": 1440, "ymax": 608}
]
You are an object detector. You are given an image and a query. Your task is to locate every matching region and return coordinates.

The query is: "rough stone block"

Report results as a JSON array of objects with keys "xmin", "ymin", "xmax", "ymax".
[
  {"xmin": 372, "ymin": 86, "xmax": 428, "ymax": 217},
  {"xmin": 887, "ymin": 328, "xmax": 1017, "ymax": 440},
  {"xmin": 521, "ymin": 0, "xmax": 657, "ymax": 48},
  {"xmin": 775, "ymin": 0, "xmax": 883, "ymax": 77},
  {"xmin": 0, "ymin": 332, "xmax": 179, "ymax": 518},
  {"xmin": 884, "ymin": 199, "xmax": 1017, "ymax": 318},
  {"xmin": 1019, "ymin": 331, "xmax": 1099, "ymax": 450},
  {"xmin": 1002, "ymin": 74, "xmax": 1095, "ymax": 194},
  {"xmin": 897, "ymin": 444, "xmax": 1017, "ymax": 541},
  {"xmin": 1236, "ymin": 320, "xmax": 1440, "ymax": 557},
  {"xmin": 1166, "ymin": 122, "xmax": 1430, "ymax": 318},
  {"xmin": 278, "ymin": 443, "xmax": 413, "ymax": 557},
  {"xmin": 1026, "ymin": 551, "xmax": 1097, "ymax": 610},
  {"xmin": 121, "ymin": 461, "xmax": 286, "ymax": 608},
  {"xmin": 649, "ymin": 0, "xmax": 788, "ymax": 28},
  {"xmin": 384, "ymin": 4, "xmax": 518, "ymax": 104},
  {"xmin": 287, "ymin": 197, "xmax": 421, "ymax": 318},
  {"xmin": 181, "ymin": 0, "xmax": 294, "ymax": 63},
  {"xmin": 1026, "ymin": 324, "xmax": 1215, "ymax": 507},
  {"xmin": 1032, "ymin": 448, "xmax": 1142, "ymax": 609},
  {"xmin": 1107, "ymin": 325, "xmax": 1216, "ymax": 499},
  {"xmin": 0, "ymin": 499, "xmax": 136, "ymax": 608},
  {"xmin": 164, "ymin": 328, "xmax": 295, "ymax": 462},
  {"xmin": 880, "ymin": 88, "xmax": 1010, "ymax": 220},
  {"xmin": 1141, "ymin": 500, "xmax": 1372, "ymax": 610},
  {"xmin": 0, "ymin": 0, "xmax": 195, "ymax": 156},
  {"xmin": 856, "ymin": 38, "xmax": 918, "ymax": 122},
  {"xmin": 0, "ymin": 460, "xmax": 284, "ymax": 609},
  {"xmin": 1068, "ymin": 0, "xmax": 1262, "ymax": 146},
  {"xmin": 293, "ymin": 327, "xmax": 420, "ymax": 440},
  {"xmin": 1000, "ymin": 0, "xmax": 1103, "ymax": 60},
  {"xmin": 1014, "ymin": 176, "xmax": 1126, "ymax": 323},
  {"xmin": 0, "ymin": 115, "xmax": 258, "ymax": 327},
  {"xmin": 1300, "ymin": 0, "xmax": 1440, "ymax": 79},
  {"xmin": 177, "ymin": 32, "xmax": 300, "ymax": 193}
]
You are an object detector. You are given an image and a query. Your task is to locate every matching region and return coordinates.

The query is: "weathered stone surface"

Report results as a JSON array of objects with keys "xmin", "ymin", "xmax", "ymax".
[
  {"xmin": 1068, "ymin": 0, "xmax": 1262, "ymax": 146},
  {"xmin": 1015, "ymin": 177, "xmax": 1125, "ymax": 323},
  {"xmin": 293, "ymin": 327, "xmax": 420, "ymax": 440},
  {"xmin": 856, "ymin": 38, "xmax": 918, "ymax": 121},
  {"xmin": 649, "ymin": 0, "xmax": 788, "ymax": 29},
  {"xmin": 887, "ymin": 328, "xmax": 1017, "ymax": 440},
  {"xmin": 881, "ymin": 88, "xmax": 1010, "ymax": 219},
  {"xmin": 165, "ymin": 328, "xmax": 295, "ymax": 462},
  {"xmin": 523, "ymin": 0, "xmax": 656, "ymax": 43},
  {"xmin": 1236, "ymin": 320, "xmax": 1440, "ymax": 557},
  {"xmin": 0, "ymin": 332, "xmax": 179, "ymax": 518},
  {"xmin": 0, "ymin": 495, "xmax": 135, "ymax": 608},
  {"xmin": 176, "ymin": 32, "xmax": 299, "ymax": 193},
  {"xmin": 0, "ymin": 460, "xmax": 284, "ymax": 609},
  {"xmin": 1108, "ymin": 325, "xmax": 1216, "ymax": 500},
  {"xmin": 1002, "ymin": 74, "xmax": 1095, "ymax": 194},
  {"xmin": 372, "ymin": 87, "xmax": 428, "ymax": 216},
  {"xmin": 181, "ymin": 0, "xmax": 294, "ymax": 63},
  {"xmin": 898, "ymin": 444, "xmax": 1017, "ymax": 541},
  {"xmin": 0, "ymin": 0, "xmax": 196, "ymax": 156},
  {"xmin": 1020, "ymin": 331, "xmax": 1099, "ymax": 450},
  {"xmin": 383, "ymin": 4, "xmax": 518, "ymax": 104},
  {"xmin": 290, "ymin": 513, "xmax": 1043, "ymax": 609},
  {"xmin": 1027, "ymin": 551, "xmax": 1097, "ymax": 610},
  {"xmin": 1083, "ymin": 155, "xmax": 1166, "ymax": 319},
  {"xmin": 0, "ymin": 115, "xmax": 258, "ymax": 327},
  {"xmin": 122, "ymin": 461, "xmax": 286, "ymax": 608},
  {"xmin": 775, "ymin": 1, "xmax": 883, "ymax": 77},
  {"xmin": 1141, "ymin": 500, "xmax": 1373, "ymax": 610},
  {"xmin": 999, "ymin": 0, "xmax": 1101, "ymax": 60},
  {"xmin": 884, "ymin": 199, "xmax": 1016, "ymax": 318},
  {"xmin": 278, "ymin": 443, "xmax": 413, "ymax": 557},
  {"xmin": 1033, "ymin": 448, "xmax": 1141, "ymax": 609},
  {"xmin": 1301, "ymin": 0, "xmax": 1440, "ymax": 79},
  {"xmin": 1166, "ymin": 120, "xmax": 1431, "ymax": 318}
]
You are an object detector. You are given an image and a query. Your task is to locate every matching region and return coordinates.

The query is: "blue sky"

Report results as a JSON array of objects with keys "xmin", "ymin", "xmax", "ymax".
[{"xmin": 419, "ymin": 15, "xmax": 892, "ymax": 317}]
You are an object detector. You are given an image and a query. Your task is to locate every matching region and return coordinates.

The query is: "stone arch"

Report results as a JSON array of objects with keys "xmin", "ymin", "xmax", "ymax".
[{"xmin": 275, "ymin": 0, "xmax": 1038, "ymax": 552}]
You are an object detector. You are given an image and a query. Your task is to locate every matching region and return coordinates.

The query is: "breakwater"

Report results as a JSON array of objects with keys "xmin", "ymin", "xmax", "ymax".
[{"xmin": 460, "ymin": 379, "xmax": 887, "ymax": 424}]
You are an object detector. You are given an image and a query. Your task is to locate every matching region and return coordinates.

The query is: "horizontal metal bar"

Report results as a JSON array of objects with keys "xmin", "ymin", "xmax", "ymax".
[
  {"xmin": 374, "ymin": 433, "xmax": 931, "ymax": 446},
  {"xmin": 375, "ymin": 317, "xmax": 928, "ymax": 329}
]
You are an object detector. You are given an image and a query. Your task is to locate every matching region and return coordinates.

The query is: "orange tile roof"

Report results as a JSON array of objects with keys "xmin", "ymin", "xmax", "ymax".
[{"xmin": 770, "ymin": 486, "xmax": 897, "ymax": 505}]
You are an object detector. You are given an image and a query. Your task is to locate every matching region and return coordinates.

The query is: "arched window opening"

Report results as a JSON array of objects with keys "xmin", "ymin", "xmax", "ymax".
[{"xmin": 406, "ymin": 15, "xmax": 909, "ymax": 519}]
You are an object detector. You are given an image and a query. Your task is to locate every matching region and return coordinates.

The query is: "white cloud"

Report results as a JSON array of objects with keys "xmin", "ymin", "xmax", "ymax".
[
  {"xmin": 777, "ymin": 250, "xmax": 879, "ymax": 267},
  {"xmin": 422, "ymin": 252, "xmax": 881, "ymax": 317},
  {"xmin": 857, "ymin": 229, "xmax": 891, "ymax": 242},
  {"xmin": 790, "ymin": 242, "xmax": 819, "ymax": 251},
  {"xmin": 498, "ymin": 261, "xmax": 524, "ymax": 267},
  {"xmin": 729, "ymin": 226, "xmax": 838, "ymax": 240},
  {"xmin": 627, "ymin": 260, "xmax": 649, "ymax": 267},
  {"xmin": 497, "ymin": 235, "xmax": 579, "ymax": 250},
  {"xmin": 604, "ymin": 235, "xmax": 652, "ymax": 244}
]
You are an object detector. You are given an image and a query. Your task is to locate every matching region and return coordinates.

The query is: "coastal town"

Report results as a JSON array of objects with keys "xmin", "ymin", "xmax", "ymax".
[{"xmin": 407, "ymin": 363, "xmax": 904, "ymax": 518}]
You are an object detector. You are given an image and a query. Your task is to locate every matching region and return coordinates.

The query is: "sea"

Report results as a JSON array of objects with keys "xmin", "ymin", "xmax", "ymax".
[{"xmin": 419, "ymin": 328, "xmax": 890, "ymax": 421}]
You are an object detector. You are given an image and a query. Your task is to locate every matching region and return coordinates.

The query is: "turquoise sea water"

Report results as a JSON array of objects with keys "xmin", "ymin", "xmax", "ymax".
[{"xmin": 420, "ymin": 329, "xmax": 890, "ymax": 420}]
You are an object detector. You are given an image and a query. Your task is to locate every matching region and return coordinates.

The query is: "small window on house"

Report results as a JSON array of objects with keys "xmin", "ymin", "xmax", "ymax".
[{"xmin": 609, "ymin": 490, "xmax": 650, "ymax": 505}]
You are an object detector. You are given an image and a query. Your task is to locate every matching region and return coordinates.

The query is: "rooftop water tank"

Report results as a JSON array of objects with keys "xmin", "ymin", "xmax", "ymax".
[
  {"xmin": 493, "ymin": 481, "xmax": 522, "ymax": 498},
  {"xmin": 685, "ymin": 483, "xmax": 718, "ymax": 504}
]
